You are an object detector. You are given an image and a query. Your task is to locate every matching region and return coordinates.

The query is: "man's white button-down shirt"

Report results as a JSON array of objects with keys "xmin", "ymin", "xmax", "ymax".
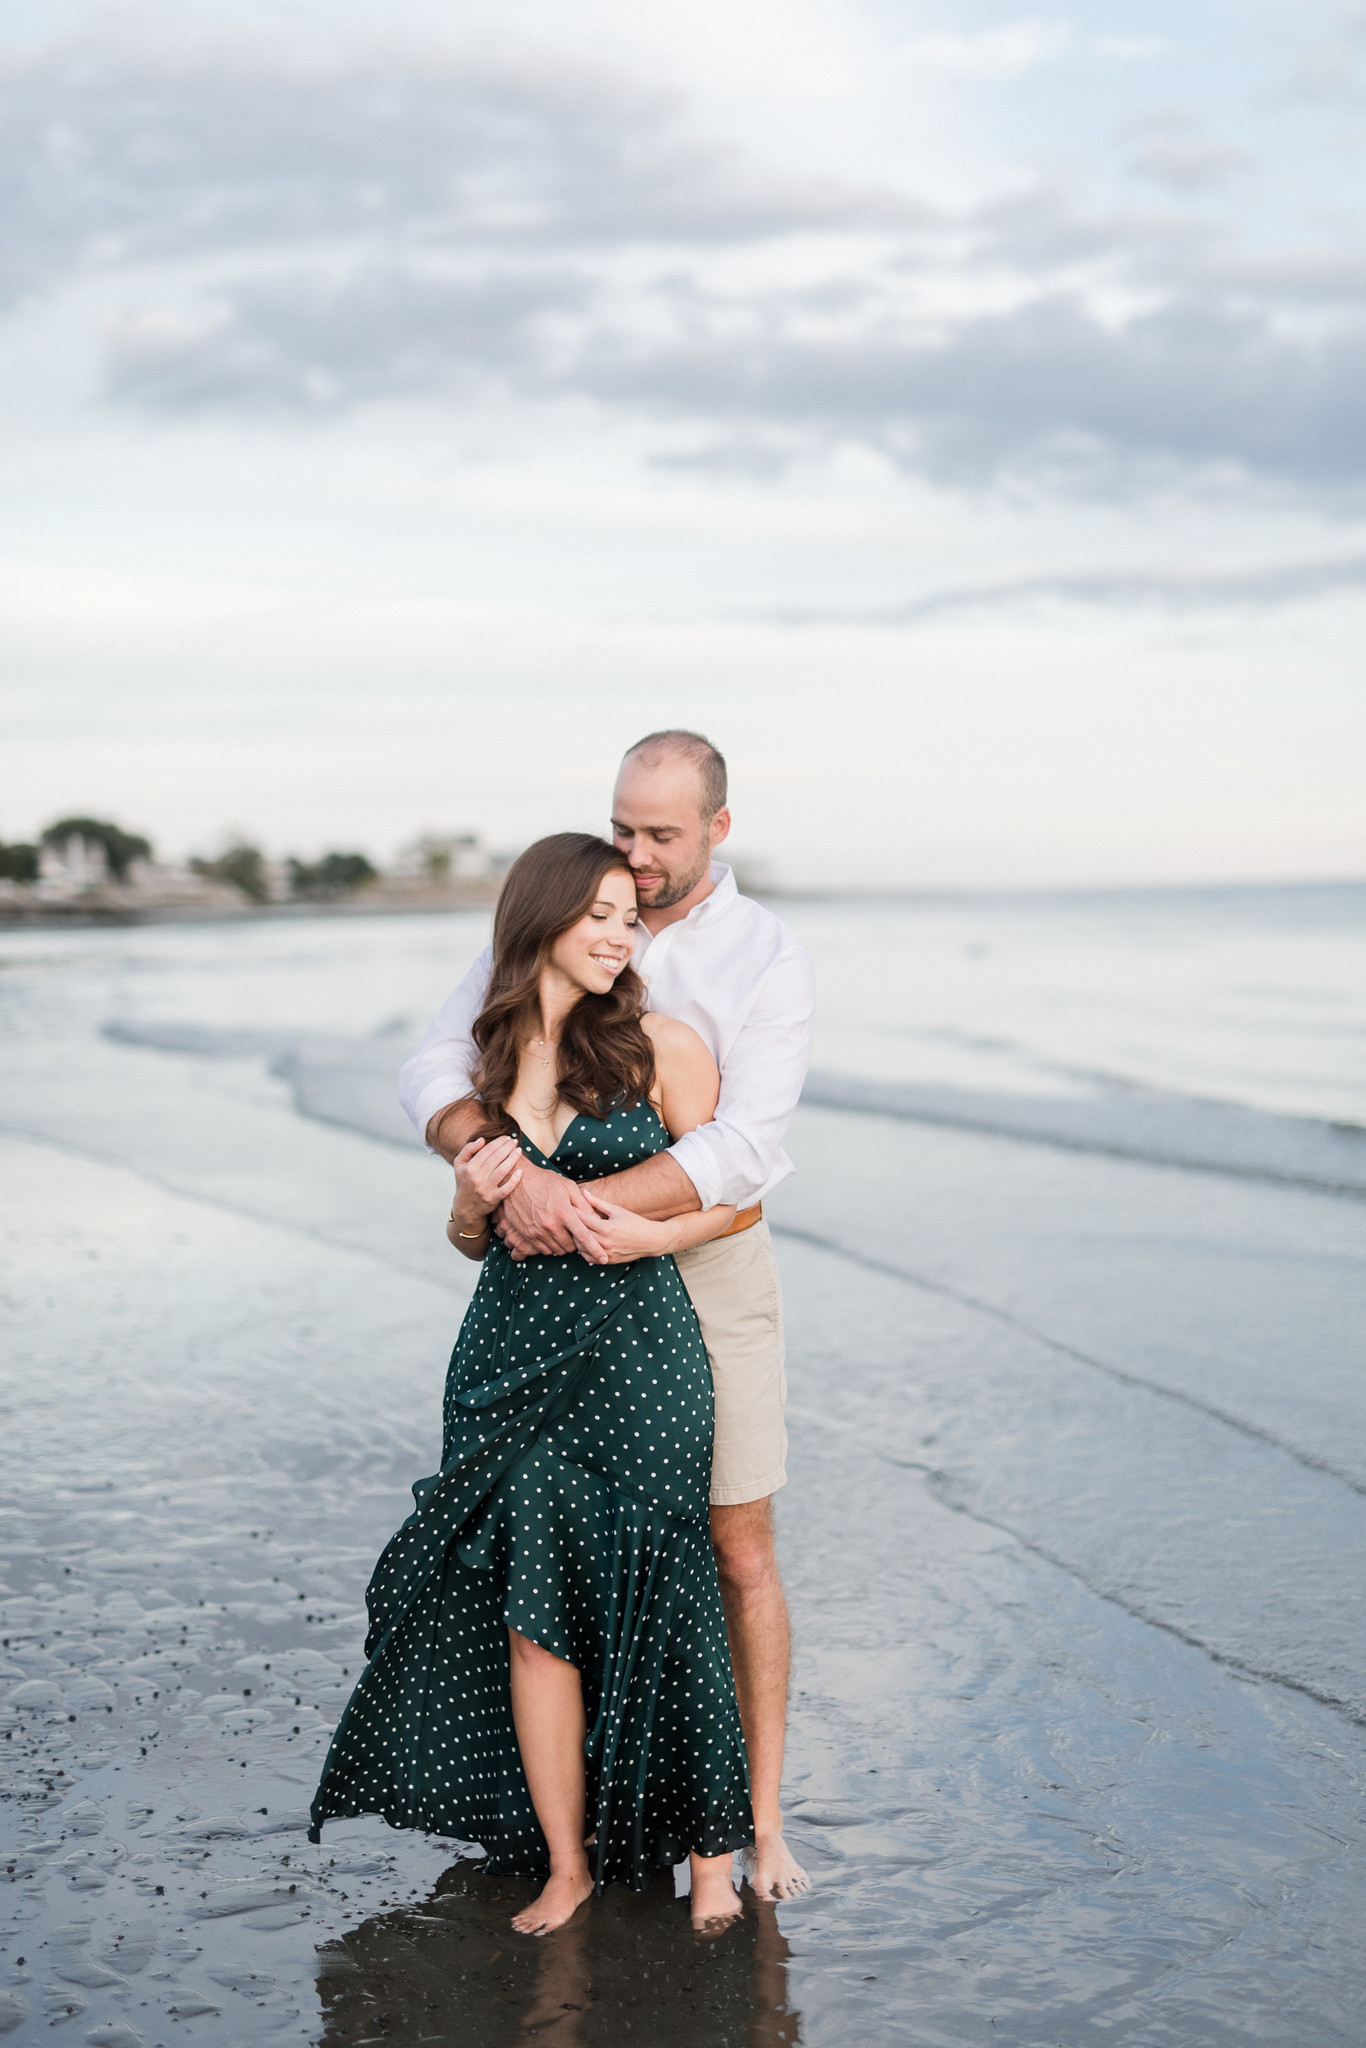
[{"xmin": 398, "ymin": 863, "xmax": 815, "ymax": 1210}]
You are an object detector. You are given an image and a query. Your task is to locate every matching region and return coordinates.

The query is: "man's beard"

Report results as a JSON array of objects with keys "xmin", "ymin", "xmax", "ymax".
[{"xmin": 642, "ymin": 841, "xmax": 712, "ymax": 909}]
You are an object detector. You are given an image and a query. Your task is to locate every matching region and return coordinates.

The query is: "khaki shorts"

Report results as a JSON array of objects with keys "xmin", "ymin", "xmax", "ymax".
[{"xmin": 673, "ymin": 1220, "xmax": 787, "ymax": 1508}]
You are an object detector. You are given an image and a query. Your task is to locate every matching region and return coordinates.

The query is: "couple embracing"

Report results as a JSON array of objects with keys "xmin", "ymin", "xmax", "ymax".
[{"xmin": 310, "ymin": 731, "xmax": 815, "ymax": 1934}]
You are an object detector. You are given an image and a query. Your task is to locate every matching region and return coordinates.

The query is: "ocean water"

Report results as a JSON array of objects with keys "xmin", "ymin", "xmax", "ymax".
[
  {"xmin": 799, "ymin": 882, "xmax": 1366, "ymax": 1124},
  {"xmin": 793, "ymin": 881, "xmax": 1366, "ymax": 1194},
  {"xmin": 1, "ymin": 882, "xmax": 1364, "ymax": 2046}
]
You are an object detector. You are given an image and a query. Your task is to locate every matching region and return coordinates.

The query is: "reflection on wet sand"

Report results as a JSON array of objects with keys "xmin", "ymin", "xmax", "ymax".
[
  {"xmin": 8, "ymin": 914, "xmax": 1366, "ymax": 2044},
  {"xmin": 314, "ymin": 1861, "xmax": 801, "ymax": 2047}
]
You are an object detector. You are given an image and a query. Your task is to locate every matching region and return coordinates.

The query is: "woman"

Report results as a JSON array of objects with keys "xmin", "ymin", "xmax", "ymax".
[{"xmin": 310, "ymin": 834, "xmax": 754, "ymax": 1933}]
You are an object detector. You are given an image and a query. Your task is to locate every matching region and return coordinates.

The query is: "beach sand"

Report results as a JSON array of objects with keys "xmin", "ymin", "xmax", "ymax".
[{"xmin": 2, "ymin": 921, "xmax": 1365, "ymax": 2045}]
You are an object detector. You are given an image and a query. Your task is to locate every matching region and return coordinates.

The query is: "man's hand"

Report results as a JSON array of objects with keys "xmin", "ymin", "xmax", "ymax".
[{"xmin": 495, "ymin": 1158, "xmax": 607, "ymax": 1261}]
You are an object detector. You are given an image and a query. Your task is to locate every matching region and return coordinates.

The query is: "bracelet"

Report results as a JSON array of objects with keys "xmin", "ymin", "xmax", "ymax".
[{"xmin": 450, "ymin": 1209, "xmax": 490, "ymax": 1239}]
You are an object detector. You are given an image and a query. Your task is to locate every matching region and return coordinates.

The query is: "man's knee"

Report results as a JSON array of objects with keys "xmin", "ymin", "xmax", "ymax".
[{"xmin": 710, "ymin": 1501, "xmax": 779, "ymax": 1598}]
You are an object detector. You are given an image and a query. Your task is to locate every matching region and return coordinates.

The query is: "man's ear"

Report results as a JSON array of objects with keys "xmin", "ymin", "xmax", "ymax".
[{"xmin": 708, "ymin": 806, "xmax": 732, "ymax": 851}]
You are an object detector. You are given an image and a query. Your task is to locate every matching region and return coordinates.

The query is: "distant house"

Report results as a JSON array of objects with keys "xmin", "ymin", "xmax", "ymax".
[
  {"xmin": 28, "ymin": 823, "xmax": 239, "ymax": 912},
  {"xmin": 391, "ymin": 832, "xmax": 496, "ymax": 886},
  {"xmin": 39, "ymin": 833, "xmax": 110, "ymax": 894}
]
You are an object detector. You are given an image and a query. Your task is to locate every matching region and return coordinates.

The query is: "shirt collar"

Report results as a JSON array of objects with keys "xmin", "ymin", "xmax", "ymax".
[
  {"xmin": 633, "ymin": 862, "xmax": 735, "ymax": 960},
  {"xmin": 686, "ymin": 862, "xmax": 737, "ymax": 927}
]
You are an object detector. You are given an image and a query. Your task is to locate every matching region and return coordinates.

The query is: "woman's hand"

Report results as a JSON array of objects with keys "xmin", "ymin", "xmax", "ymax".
[
  {"xmin": 565, "ymin": 1191, "xmax": 669, "ymax": 1265},
  {"xmin": 452, "ymin": 1134, "xmax": 522, "ymax": 1230}
]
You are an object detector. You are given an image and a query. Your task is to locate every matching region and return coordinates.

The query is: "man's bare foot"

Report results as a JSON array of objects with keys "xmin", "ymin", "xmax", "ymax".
[
  {"xmin": 741, "ymin": 1832, "xmax": 811, "ymax": 1901},
  {"xmin": 511, "ymin": 1866, "xmax": 594, "ymax": 1935},
  {"xmin": 689, "ymin": 1851, "xmax": 742, "ymax": 1932}
]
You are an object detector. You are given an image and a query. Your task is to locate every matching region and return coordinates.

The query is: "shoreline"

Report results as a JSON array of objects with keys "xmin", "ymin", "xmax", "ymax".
[
  {"xmin": 1, "ymin": 870, "xmax": 1363, "ymax": 933},
  {"xmin": 0, "ymin": 887, "xmax": 502, "ymax": 930}
]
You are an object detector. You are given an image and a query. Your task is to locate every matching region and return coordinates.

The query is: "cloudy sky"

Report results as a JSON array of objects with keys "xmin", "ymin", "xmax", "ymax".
[{"xmin": 2, "ymin": 0, "xmax": 1364, "ymax": 885}]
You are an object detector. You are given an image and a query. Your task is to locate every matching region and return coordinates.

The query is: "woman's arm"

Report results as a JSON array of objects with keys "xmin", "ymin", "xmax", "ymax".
[
  {"xmin": 649, "ymin": 1201, "xmax": 737, "ymax": 1255},
  {"xmin": 445, "ymin": 1134, "xmax": 524, "ymax": 1261},
  {"xmin": 565, "ymin": 1189, "xmax": 735, "ymax": 1264}
]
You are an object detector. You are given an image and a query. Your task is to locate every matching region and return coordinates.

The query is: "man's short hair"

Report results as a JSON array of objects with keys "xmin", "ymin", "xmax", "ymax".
[{"xmin": 623, "ymin": 730, "xmax": 728, "ymax": 822}]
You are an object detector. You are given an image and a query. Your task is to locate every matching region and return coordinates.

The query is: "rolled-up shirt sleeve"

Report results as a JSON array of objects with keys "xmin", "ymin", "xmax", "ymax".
[
  {"xmin": 665, "ymin": 945, "xmax": 815, "ymax": 1209},
  {"xmin": 398, "ymin": 945, "xmax": 493, "ymax": 1147}
]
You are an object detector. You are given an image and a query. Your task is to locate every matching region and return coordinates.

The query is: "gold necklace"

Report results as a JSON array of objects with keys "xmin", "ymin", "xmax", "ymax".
[{"xmin": 525, "ymin": 1035, "xmax": 559, "ymax": 1119}]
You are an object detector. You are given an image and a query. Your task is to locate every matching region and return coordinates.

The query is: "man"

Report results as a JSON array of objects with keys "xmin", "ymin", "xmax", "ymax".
[{"xmin": 399, "ymin": 729, "xmax": 815, "ymax": 1901}]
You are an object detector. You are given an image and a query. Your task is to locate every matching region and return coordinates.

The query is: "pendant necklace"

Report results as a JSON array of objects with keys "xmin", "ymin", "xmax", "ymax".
[{"xmin": 526, "ymin": 1034, "xmax": 558, "ymax": 1118}]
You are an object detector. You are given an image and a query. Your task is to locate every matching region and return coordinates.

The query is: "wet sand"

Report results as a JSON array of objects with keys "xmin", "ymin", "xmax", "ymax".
[{"xmin": 3, "ymin": 929, "xmax": 1365, "ymax": 2045}]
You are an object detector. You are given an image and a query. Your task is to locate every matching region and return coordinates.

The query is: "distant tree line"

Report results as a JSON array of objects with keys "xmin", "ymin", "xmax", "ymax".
[
  {"xmin": 189, "ymin": 843, "xmax": 268, "ymax": 902},
  {"xmin": 190, "ymin": 843, "xmax": 378, "ymax": 901},
  {"xmin": 1, "ymin": 815, "xmax": 380, "ymax": 904},
  {"xmin": 0, "ymin": 839, "xmax": 38, "ymax": 882},
  {"xmin": 287, "ymin": 851, "xmax": 378, "ymax": 899}
]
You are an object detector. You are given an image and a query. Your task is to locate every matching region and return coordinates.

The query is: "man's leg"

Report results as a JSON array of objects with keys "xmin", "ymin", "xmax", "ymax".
[
  {"xmin": 710, "ymin": 1497, "xmax": 810, "ymax": 1899},
  {"xmin": 674, "ymin": 1222, "xmax": 807, "ymax": 1897}
]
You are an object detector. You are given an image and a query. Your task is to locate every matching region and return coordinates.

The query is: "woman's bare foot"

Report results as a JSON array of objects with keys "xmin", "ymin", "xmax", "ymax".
[
  {"xmin": 689, "ymin": 1850, "xmax": 742, "ymax": 1932},
  {"xmin": 741, "ymin": 1832, "xmax": 811, "ymax": 1901},
  {"xmin": 511, "ymin": 1865, "xmax": 594, "ymax": 1935}
]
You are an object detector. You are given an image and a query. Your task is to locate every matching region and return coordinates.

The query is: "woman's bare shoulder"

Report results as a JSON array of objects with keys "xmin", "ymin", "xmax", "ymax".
[
  {"xmin": 640, "ymin": 1012, "xmax": 719, "ymax": 1129},
  {"xmin": 640, "ymin": 1012, "xmax": 711, "ymax": 1061},
  {"xmin": 641, "ymin": 1015, "xmax": 719, "ymax": 1118}
]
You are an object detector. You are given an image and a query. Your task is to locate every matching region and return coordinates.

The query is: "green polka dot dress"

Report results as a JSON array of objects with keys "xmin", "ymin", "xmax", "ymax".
[{"xmin": 310, "ymin": 1103, "xmax": 754, "ymax": 1889}]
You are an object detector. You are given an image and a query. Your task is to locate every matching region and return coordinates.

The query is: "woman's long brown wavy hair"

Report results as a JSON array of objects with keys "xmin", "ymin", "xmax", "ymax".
[{"xmin": 468, "ymin": 833, "xmax": 655, "ymax": 1135}]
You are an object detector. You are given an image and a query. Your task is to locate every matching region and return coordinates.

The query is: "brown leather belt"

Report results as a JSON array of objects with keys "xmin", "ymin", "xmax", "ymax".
[{"xmin": 717, "ymin": 1202, "xmax": 763, "ymax": 1239}]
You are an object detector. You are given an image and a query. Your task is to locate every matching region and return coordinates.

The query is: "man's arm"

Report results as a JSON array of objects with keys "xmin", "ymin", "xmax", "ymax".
[
  {"xmin": 428, "ymin": 1097, "xmax": 486, "ymax": 1161},
  {"xmin": 398, "ymin": 945, "xmax": 492, "ymax": 1150},
  {"xmin": 574, "ymin": 952, "xmax": 814, "ymax": 1220},
  {"xmin": 640, "ymin": 946, "xmax": 815, "ymax": 1212},
  {"xmin": 581, "ymin": 1146, "xmax": 702, "ymax": 1220}
]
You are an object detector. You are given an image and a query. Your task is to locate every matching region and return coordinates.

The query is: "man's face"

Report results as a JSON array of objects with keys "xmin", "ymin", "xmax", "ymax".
[{"xmin": 610, "ymin": 757, "xmax": 727, "ymax": 910}]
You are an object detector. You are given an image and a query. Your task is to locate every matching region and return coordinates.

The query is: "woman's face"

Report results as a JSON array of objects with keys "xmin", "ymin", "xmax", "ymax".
[{"xmin": 548, "ymin": 866, "xmax": 640, "ymax": 996}]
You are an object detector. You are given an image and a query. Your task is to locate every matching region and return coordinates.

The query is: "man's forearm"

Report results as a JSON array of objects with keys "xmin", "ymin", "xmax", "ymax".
[
  {"xmin": 426, "ymin": 1097, "xmax": 486, "ymax": 1163},
  {"xmin": 431, "ymin": 1107, "xmax": 701, "ymax": 1222},
  {"xmin": 589, "ymin": 1151, "xmax": 701, "ymax": 1219}
]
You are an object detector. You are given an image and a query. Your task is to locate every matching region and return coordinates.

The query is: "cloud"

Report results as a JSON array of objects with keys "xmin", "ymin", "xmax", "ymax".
[
  {"xmin": 5, "ymin": 31, "xmax": 1366, "ymax": 496},
  {"xmin": 551, "ymin": 290, "xmax": 1366, "ymax": 490},
  {"xmin": 0, "ymin": 33, "xmax": 916, "ymax": 312},
  {"xmin": 893, "ymin": 21, "xmax": 1074, "ymax": 81},
  {"xmin": 746, "ymin": 553, "xmax": 1366, "ymax": 624},
  {"xmin": 890, "ymin": 21, "xmax": 1168, "ymax": 81},
  {"xmin": 1271, "ymin": 9, "xmax": 1366, "ymax": 105},
  {"xmin": 103, "ymin": 262, "xmax": 591, "ymax": 411},
  {"xmin": 1123, "ymin": 112, "xmax": 1251, "ymax": 194}
]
